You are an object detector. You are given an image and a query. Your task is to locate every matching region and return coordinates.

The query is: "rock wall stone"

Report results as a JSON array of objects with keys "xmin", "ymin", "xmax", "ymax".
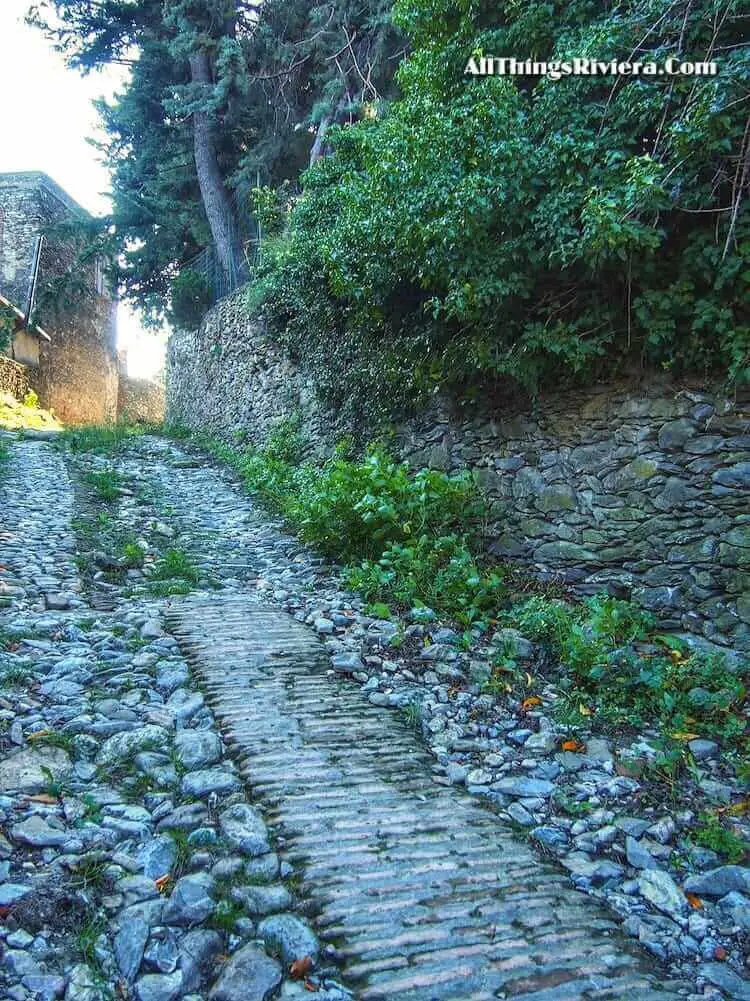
[
  {"xmin": 167, "ymin": 291, "xmax": 750, "ymax": 651},
  {"xmin": 0, "ymin": 355, "xmax": 29, "ymax": 400},
  {"xmin": 0, "ymin": 172, "xmax": 118, "ymax": 425},
  {"xmin": 117, "ymin": 374, "xmax": 166, "ymax": 424}
]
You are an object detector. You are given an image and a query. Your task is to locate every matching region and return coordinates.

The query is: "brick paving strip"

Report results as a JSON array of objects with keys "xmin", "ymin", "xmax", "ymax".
[{"xmin": 168, "ymin": 596, "xmax": 683, "ymax": 1000}]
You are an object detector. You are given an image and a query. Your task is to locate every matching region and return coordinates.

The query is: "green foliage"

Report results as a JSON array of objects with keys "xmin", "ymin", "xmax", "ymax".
[
  {"xmin": 120, "ymin": 542, "xmax": 145, "ymax": 569},
  {"xmin": 149, "ymin": 547, "xmax": 200, "ymax": 585},
  {"xmin": 170, "ymin": 423, "xmax": 500, "ymax": 622},
  {"xmin": 288, "ymin": 451, "xmax": 482, "ymax": 562},
  {"xmin": 350, "ymin": 533, "xmax": 507, "ymax": 623},
  {"xmin": 59, "ymin": 423, "xmax": 149, "ymax": 454},
  {"xmin": 85, "ymin": 468, "xmax": 124, "ymax": 502},
  {"xmin": 692, "ymin": 813, "xmax": 749, "ymax": 863},
  {"xmin": 506, "ymin": 595, "xmax": 749, "ymax": 748},
  {"xmin": 252, "ymin": 0, "xmax": 749, "ymax": 413},
  {"xmin": 170, "ymin": 269, "xmax": 213, "ymax": 330}
]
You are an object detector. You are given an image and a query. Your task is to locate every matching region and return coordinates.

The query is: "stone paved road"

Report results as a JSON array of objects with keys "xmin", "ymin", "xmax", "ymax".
[
  {"xmin": 0, "ymin": 435, "xmax": 694, "ymax": 999},
  {"xmin": 168, "ymin": 597, "xmax": 681, "ymax": 1000}
]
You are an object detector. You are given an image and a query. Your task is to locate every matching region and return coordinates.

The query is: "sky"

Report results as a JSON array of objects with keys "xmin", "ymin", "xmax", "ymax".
[{"xmin": 0, "ymin": 0, "xmax": 166, "ymax": 378}]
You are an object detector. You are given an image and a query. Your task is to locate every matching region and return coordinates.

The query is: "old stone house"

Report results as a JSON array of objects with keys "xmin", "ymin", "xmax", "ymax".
[{"xmin": 0, "ymin": 170, "xmax": 119, "ymax": 424}]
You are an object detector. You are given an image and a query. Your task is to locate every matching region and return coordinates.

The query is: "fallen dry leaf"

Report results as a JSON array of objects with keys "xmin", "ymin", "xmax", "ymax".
[
  {"xmin": 561, "ymin": 739, "xmax": 586, "ymax": 753},
  {"xmin": 303, "ymin": 979, "xmax": 318, "ymax": 992},
  {"xmin": 685, "ymin": 893, "xmax": 703, "ymax": 910},
  {"xmin": 714, "ymin": 945, "xmax": 727, "ymax": 961},
  {"xmin": 578, "ymin": 704, "xmax": 593, "ymax": 716},
  {"xmin": 671, "ymin": 732, "xmax": 700, "ymax": 742},
  {"xmin": 154, "ymin": 875, "xmax": 172, "ymax": 893},
  {"xmin": 723, "ymin": 800, "xmax": 750, "ymax": 816},
  {"xmin": 27, "ymin": 794, "xmax": 60, "ymax": 805},
  {"xmin": 27, "ymin": 730, "xmax": 51, "ymax": 740},
  {"xmin": 521, "ymin": 696, "xmax": 542, "ymax": 711},
  {"xmin": 290, "ymin": 956, "xmax": 313, "ymax": 980}
]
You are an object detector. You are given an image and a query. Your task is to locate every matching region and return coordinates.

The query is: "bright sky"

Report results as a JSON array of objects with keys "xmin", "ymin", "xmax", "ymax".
[{"xmin": 0, "ymin": 0, "xmax": 166, "ymax": 378}]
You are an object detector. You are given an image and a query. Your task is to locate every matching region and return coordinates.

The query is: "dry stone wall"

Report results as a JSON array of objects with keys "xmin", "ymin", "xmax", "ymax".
[
  {"xmin": 0, "ymin": 355, "xmax": 29, "ymax": 400},
  {"xmin": 167, "ymin": 291, "xmax": 750, "ymax": 651},
  {"xmin": 117, "ymin": 373, "xmax": 166, "ymax": 424}
]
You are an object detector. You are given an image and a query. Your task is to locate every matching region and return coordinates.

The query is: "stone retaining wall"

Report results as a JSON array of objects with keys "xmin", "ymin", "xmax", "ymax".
[
  {"xmin": 167, "ymin": 292, "xmax": 750, "ymax": 651},
  {"xmin": 0, "ymin": 355, "xmax": 30, "ymax": 400},
  {"xmin": 117, "ymin": 373, "xmax": 166, "ymax": 424}
]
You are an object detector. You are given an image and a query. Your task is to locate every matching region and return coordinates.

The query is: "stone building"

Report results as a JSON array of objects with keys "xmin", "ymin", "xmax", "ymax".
[{"xmin": 0, "ymin": 171, "xmax": 119, "ymax": 424}]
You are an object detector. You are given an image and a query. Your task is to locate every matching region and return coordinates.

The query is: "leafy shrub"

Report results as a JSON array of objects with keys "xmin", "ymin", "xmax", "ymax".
[
  {"xmin": 249, "ymin": 0, "xmax": 749, "ymax": 417},
  {"xmin": 349, "ymin": 533, "xmax": 507, "ymax": 623},
  {"xmin": 288, "ymin": 450, "xmax": 482, "ymax": 562},
  {"xmin": 505, "ymin": 595, "xmax": 748, "ymax": 746},
  {"xmin": 170, "ymin": 269, "xmax": 213, "ymax": 330},
  {"xmin": 693, "ymin": 813, "xmax": 749, "ymax": 863}
]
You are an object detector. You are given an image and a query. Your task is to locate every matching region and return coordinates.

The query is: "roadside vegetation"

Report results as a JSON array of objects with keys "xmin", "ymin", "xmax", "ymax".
[{"xmin": 164, "ymin": 418, "xmax": 750, "ymax": 766}]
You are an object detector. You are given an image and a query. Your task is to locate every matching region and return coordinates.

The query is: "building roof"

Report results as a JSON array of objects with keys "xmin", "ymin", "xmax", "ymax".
[
  {"xmin": 0, "ymin": 171, "xmax": 90, "ymax": 219},
  {"xmin": 0, "ymin": 292, "xmax": 51, "ymax": 342}
]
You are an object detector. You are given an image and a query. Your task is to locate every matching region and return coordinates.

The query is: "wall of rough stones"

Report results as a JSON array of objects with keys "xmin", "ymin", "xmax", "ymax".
[
  {"xmin": 117, "ymin": 373, "xmax": 166, "ymax": 423},
  {"xmin": 0, "ymin": 172, "xmax": 118, "ymax": 425},
  {"xmin": 167, "ymin": 290, "xmax": 750, "ymax": 651},
  {"xmin": 0, "ymin": 355, "xmax": 30, "ymax": 400}
]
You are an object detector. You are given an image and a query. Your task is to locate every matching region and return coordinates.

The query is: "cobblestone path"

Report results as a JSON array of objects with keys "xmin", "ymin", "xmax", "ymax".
[
  {"xmin": 0, "ymin": 435, "xmax": 698, "ymax": 1000},
  {"xmin": 168, "ymin": 597, "xmax": 680, "ymax": 1000}
]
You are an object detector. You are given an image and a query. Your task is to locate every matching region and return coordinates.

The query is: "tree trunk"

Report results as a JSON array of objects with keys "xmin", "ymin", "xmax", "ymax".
[{"xmin": 189, "ymin": 50, "xmax": 246, "ymax": 287}]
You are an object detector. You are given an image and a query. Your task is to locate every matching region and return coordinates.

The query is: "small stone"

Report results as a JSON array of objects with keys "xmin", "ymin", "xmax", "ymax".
[
  {"xmin": 493, "ymin": 777, "xmax": 555, "ymax": 799},
  {"xmin": 143, "ymin": 927, "xmax": 180, "ymax": 974},
  {"xmin": 141, "ymin": 620, "xmax": 164, "ymax": 640},
  {"xmin": 11, "ymin": 815, "xmax": 69, "ymax": 848},
  {"xmin": 314, "ymin": 618, "xmax": 334, "ymax": 635},
  {"xmin": 209, "ymin": 944, "xmax": 282, "ymax": 1001},
  {"xmin": 506, "ymin": 729, "xmax": 532, "ymax": 747},
  {"xmin": 0, "ymin": 883, "xmax": 33, "ymax": 906},
  {"xmin": 181, "ymin": 769, "xmax": 240, "ymax": 798},
  {"xmin": 637, "ymin": 869, "xmax": 686, "ymax": 917},
  {"xmin": 219, "ymin": 803, "xmax": 270, "ymax": 857},
  {"xmin": 21, "ymin": 974, "xmax": 66, "ymax": 1000},
  {"xmin": 687, "ymin": 739, "xmax": 719, "ymax": 761},
  {"xmin": 257, "ymin": 914, "xmax": 319, "ymax": 965},
  {"xmin": 531, "ymin": 826, "xmax": 568, "ymax": 849},
  {"xmin": 330, "ymin": 653, "xmax": 362, "ymax": 674},
  {"xmin": 0, "ymin": 746, "xmax": 72, "ymax": 794},
  {"xmin": 231, "ymin": 884, "xmax": 292, "ymax": 916},
  {"xmin": 163, "ymin": 873, "xmax": 215, "ymax": 926},
  {"xmin": 699, "ymin": 963, "xmax": 750, "ymax": 1001},
  {"xmin": 466, "ymin": 768, "xmax": 491, "ymax": 786},
  {"xmin": 506, "ymin": 802, "xmax": 535, "ymax": 827},
  {"xmin": 524, "ymin": 731, "xmax": 556, "ymax": 754},
  {"xmin": 174, "ymin": 731, "xmax": 222, "ymax": 769},
  {"xmin": 135, "ymin": 971, "xmax": 183, "ymax": 1001},
  {"xmin": 114, "ymin": 915, "xmax": 149, "ymax": 982},
  {"xmin": 684, "ymin": 865, "xmax": 750, "ymax": 897},
  {"xmin": 179, "ymin": 929, "xmax": 223, "ymax": 992},
  {"xmin": 445, "ymin": 763, "xmax": 468, "ymax": 785},
  {"xmin": 625, "ymin": 835, "xmax": 658, "ymax": 871},
  {"xmin": 140, "ymin": 837, "xmax": 178, "ymax": 879},
  {"xmin": 97, "ymin": 726, "xmax": 169, "ymax": 766}
]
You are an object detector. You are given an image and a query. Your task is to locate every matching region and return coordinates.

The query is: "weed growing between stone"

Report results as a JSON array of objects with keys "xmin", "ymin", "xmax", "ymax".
[{"xmin": 163, "ymin": 421, "xmax": 750, "ymax": 766}]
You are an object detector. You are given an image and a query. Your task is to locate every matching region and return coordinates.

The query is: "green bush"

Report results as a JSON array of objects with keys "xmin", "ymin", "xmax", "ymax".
[
  {"xmin": 287, "ymin": 450, "xmax": 482, "ymax": 562},
  {"xmin": 505, "ymin": 594, "xmax": 748, "ymax": 746},
  {"xmin": 349, "ymin": 533, "xmax": 507, "ymax": 623},
  {"xmin": 249, "ymin": 0, "xmax": 749, "ymax": 416},
  {"xmin": 170, "ymin": 269, "xmax": 213, "ymax": 330}
]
